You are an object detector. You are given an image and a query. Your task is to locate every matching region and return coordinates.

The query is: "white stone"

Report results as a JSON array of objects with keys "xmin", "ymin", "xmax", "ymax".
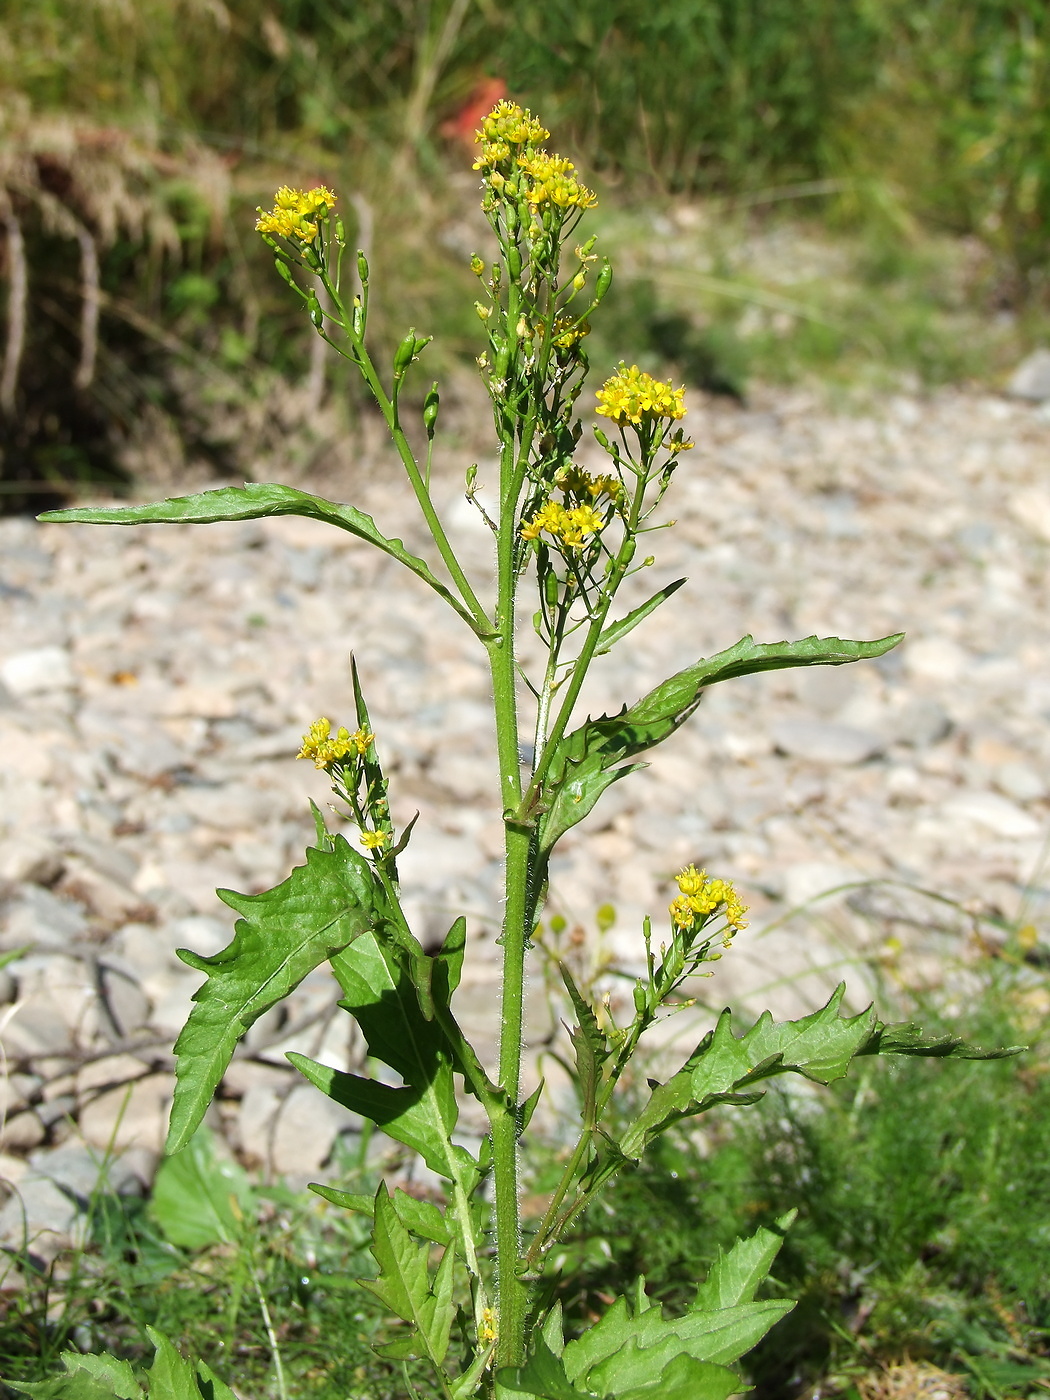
[
  {"xmin": 771, "ymin": 720, "xmax": 883, "ymax": 766},
  {"xmin": 942, "ymin": 792, "xmax": 1042, "ymax": 839},
  {"xmin": 904, "ymin": 637, "xmax": 969, "ymax": 683},
  {"xmin": 782, "ymin": 862, "xmax": 866, "ymax": 910},
  {"xmin": 1007, "ymin": 348, "xmax": 1050, "ymax": 401},
  {"xmin": 1008, "ymin": 486, "xmax": 1050, "ymax": 544},
  {"xmin": 77, "ymin": 1072, "xmax": 175, "ymax": 1154},
  {"xmin": 269, "ymin": 1082, "xmax": 359, "ymax": 1178},
  {"xmin": 0, "ymin": 646, "xmax": 74, "ymax": 697}
]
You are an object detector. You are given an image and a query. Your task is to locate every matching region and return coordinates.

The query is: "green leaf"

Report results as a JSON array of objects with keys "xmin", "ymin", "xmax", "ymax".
[
  {"xmin": 300, "ymin": 930, "xmax": 479, "ymax": 1186},
  {"xmin": 150, "ymin": 1130, "xmax": 254, "ymax": 1249},
  {"xmin": 60, "ymin": 1356, "xmax": 141, "ymax": 1400},
  {"xmin": 560, "ymin": 962, "xmax": 609, "ymax": 1126},
  {"xmin": 359, "ymin": 1184, "xmax": 456, "ymax": 1366},
  {"xmin": 586, "ymin": 1301, "xmax": 793, "ymax": 1388},
  {"xmin": 6, "ymin": 1375, "xmax": 123, "ymax": 1400},
  {"xmin": 192, "ymin": 1362, "xmax": 236, "ymax": 1400},
  {"xmin": 496, "ymin": 1336, "xmax": 600, "ymax": 1399},
  {"xmin": 538, "ymin": 632, "xmax": 902, "ymax": 851},
  {"xmin": 594, "ymin": 578, "xmax": 686, "ymax": 655},
  {"xmin": 615, "ymin": 1353, "xmax": 743, "ymax": 1400},
  {"xmin": 40, "ymin": 482, "xmax": 483, "ymax": 634},
  {"xmin": 693, "ymin": 1211, "xmax": 797, "ymax": 1310},
  {"xmin": 309, "ymin": 1179, "xmax": 451, "ymax": 1244},
  {"xmin": 858, "ymin": 1021, "xmax": 1025, "ymax": 1059},
  {"xmin": 166, "ymin": 836, "xmax": 387, "ymax": 1153},
  {"xmin": 144, "ymin": 1327, "xmax": 201, "ymax": 1400},
  {"xmin": 620, "ymin": 986, "xmax": 875, "ymax": 1159}
]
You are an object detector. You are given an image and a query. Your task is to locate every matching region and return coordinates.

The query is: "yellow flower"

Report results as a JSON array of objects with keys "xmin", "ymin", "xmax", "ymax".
[
  {"xmin": 477, "ymin": 100, "xmax": 549, "ymax": 148},
  {"xmin": 518, "ymin": 151, "xmax": 597, "ymax": 211},
  {"xmin": 596, "ymin": 364, "xmax": 686, "ymax": 426},
  {"xmin": 256, "ymin": 185, "xmax": 337, "ymax": 245},
  {"xmin": 297, "ymin": 717, "xmax": 353, "ymax": 769},
  {"xmin": 479, "ymin": 1306, "xmax": 499, "ymax": 1344},
  {"xmin": 520, "ymin": 499, "xmax": 605, "ymax": 548},
  {"xmin": 359, "ymin": 829, "xmax": 389, "ymax": 850},
  {"xmin": 550, "ymin": 314, "xmax": 590, "ymax": 350},
  {"xmin": 669, "ymin": 866, "xmax": 749, "ymax": 933},
  {"xmin": 349, "ymin": 727, "xmax": 374, "ymax": 755}
]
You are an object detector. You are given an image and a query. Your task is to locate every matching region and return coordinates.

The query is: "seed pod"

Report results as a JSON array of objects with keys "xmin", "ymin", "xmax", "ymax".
[
  {"xmin": 393, "ymin": 329, "xmax": 419, "ymax": 378},
  {"xmin": 594, "ymin": 259, "xmax": 613, "ymax": 303},
  {"xmin": 544, "ymin": 569, "xmax": 559, "ymax": 607},
  {"xmin": 506, "ymin": 245, "xmax": 522, "ymax": 280},
  {"xmin": 357, "ymin": 250, "xmax": 369, "ymax": 287},
  {"xmin": 593, "ymin": 427, "xmax": 612, "ymax": 451},
  {"xmin": 633, "ymin": 984, "xmax": 647, "ymax": 1015},
  {"xmin": 274, "ymin": 258, "xmax": 296, "ymax": 286},
  {"xmin": 307, "ymin": 291, "xmax": 323, "ymax": 328},
  {"xmin": 423, "ymin": 384, "xmax": 440, "ymax": 438}
]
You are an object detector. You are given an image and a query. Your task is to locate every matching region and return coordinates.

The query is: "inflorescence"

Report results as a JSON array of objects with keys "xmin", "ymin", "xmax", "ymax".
[
  {"xmin": 256, "ymin": 185, "xmax": 337, "ymax": 245},
  {"xmin": 669, "ymin": 864, "xmax": 749, "ymax": 942}
]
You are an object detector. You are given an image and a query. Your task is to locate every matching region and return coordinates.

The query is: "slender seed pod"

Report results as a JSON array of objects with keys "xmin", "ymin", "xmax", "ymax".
[
  {"xmin": 423, "ymin": 384, "xmax": 440, "ymax": 438},
  {"xmin": 393, "ymin": 329, "xmax": 418, "ymax": 379}
]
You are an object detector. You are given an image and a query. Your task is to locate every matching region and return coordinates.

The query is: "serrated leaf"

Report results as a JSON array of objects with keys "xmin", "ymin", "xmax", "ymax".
[
  {"xmin": 538, "ymin": 632, "xmax": 902, "ymax": 851},
  {"xmin": 620, "ymin": 987, "xmax": 875, "ymax": 1159},
  {"xmin": 60, "ymin": 1356, "xmax": 141, "ymax": 1400},
  {"xmin": 360, "ymin": 1185, "xmax": 456, "ymax": 1366},
  {"xmin": 858, "ymin": 1021, "xmax": 1025, "ymax": 1059},
  {"xmin": 40, "ymin": 483, "xmax": 483, "ymax": 634},
  {"xmin": 144, "ymin": 1327, "xmax": 201, "ymax": 1400},
  {"xmin": 308, "ymin": 1182, "xmax": 450, "ymax": 1244},
  {"xmin": 192, "ymin": 1362, "xmax": 236, "ymax": 1400},
  {"xmin": 5, "ymin": 1375, "xmax": 122, "ymax": 1400},
  {"xmin": 496, "ymin": 1335, "xmax": 600, "ymax": 1399},
  {"xmin": 313, "ymin": 931, "xmax": 479, "ymax": 1186},
  {"xmin": 561, "ymin": 962, "xmax": 609, "ymax": 1126},
  {"xmin": 166, "ymin": 836, "xmax": 387, "ymax": 1153},
  {"xmin": 150, "ymin": 1129, "xmax": 254, "ymax": 1249},
  {"xmin": 594, "ymin": 578, "xmax": 686, "ymax": 655},
  {"xmin": 616, "ymin": 1353, "xmax": 742, "ymax": 1400},
  {"xmin": 693, "ymin": 1212, "xmax": 797, "ymax": 1310},
  {"xmin": 565, "ymin": 1293, "xmax": 792, "ymax": 1393}
]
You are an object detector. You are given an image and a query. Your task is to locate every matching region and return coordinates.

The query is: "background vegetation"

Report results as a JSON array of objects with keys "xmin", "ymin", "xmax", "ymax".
[{"xmin": 2, "ymin": 0, "xmax": 1050, "ymax": 504}]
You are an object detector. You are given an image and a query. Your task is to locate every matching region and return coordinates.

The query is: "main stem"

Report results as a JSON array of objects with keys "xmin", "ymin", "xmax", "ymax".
[{"xmin": 487, "ymin": 374, "xmax": 534, "ymax": 1368}]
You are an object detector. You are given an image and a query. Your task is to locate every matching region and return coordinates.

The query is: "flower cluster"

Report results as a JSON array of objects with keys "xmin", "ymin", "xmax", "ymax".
[
  {"xmin": 256, "ymin": 185, "xmax": 337, "ymax": 245},
  {"xmin": 518, "ymin": 151, "xmax": 597, "ymax": 212},
  {"xmin": 473, "ymin": 101, "xmax": 597, "ymax": 213},
  {"xmin": 297, "ymin": 717, "xmax": 373, "ymax": 770},
  {"xmin": 555, "ymin": 464, "xmax": 621, "ymax": 503},
  {"xmin": 520, "ymin": 500, "xmax": 605, "ymax": 547},
  {"xmin": 596, "ymin": 363, "xmax": 687, "ymax": 427},
  {"xmin": 669, "ymin": 864, "xmax": 749, "ymax": 936}
]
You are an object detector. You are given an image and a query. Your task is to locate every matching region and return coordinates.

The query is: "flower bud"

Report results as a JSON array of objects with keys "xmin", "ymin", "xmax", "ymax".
[
  {"xmin": 470, "ymin": 254, "xmax": 485, "ymax": 276},
  {"xmin": 572, "ymin": 271, "xmax": 586, "ymax": 292},
  {"xmin": 475, "ymin": 301, "xmax": 493, "ymax": 321}
]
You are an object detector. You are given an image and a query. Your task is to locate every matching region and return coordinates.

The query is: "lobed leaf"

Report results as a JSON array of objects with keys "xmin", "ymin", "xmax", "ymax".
[
  {"xmin": 538, "ymin": 632, "xmax": 903, "ymax": 851},
  {"xmin": 304, "ymin": 929, "xmax": 480, "ymax": 1186},
  {"xmin": 359, "ymin": 1184, "xmax": 456, "ymax": 1366},
  {"xmin": 166, "ymin": 837, "xmax": 388, "ymax": 1153},
  {"xmin": 40, "ymin": 483, "xmax": 484, "ymax": 633},
  {"xmin": 858, "ymin": 1021, "xmax": 1025, "ymax": 1059},
  {"xmin": 693, "ymin": 1211, "xmax": 797, "ymax": 1310},
  {"xmin": 619, "ymin": 986, "xmax": 875, "ymax": 1159}
]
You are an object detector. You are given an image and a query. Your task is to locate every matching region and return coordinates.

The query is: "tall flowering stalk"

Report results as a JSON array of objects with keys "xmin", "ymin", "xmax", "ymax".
[{"xmin": 40, "ymin": 103, "xmax": 1018, "ymax": 1400}]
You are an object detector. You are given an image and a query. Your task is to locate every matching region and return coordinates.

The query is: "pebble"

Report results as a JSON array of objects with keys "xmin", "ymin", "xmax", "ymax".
[{"xmin": 1, "ymin": 381, "xmax": 1049, "ymax": 1239}]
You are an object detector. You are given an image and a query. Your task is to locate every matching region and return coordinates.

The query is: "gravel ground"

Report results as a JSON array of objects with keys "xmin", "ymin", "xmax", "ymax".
[{"xmin": 2, "ymin": 381, "xmax": 1050, "ymax": 1264}]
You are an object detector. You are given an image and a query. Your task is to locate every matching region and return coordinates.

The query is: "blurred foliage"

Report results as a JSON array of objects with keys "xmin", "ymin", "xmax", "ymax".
[{"xmin": 2, "ymin": 0, "xmax": 1050, "ymax": 504}]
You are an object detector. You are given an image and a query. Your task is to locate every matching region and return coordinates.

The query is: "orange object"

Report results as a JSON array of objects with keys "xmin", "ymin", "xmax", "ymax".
[{"xmin": 440, "ymin": 76, "xmax": 508, "ymax": 150}]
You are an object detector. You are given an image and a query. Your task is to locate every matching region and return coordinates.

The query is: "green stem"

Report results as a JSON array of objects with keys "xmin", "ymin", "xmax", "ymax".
[{"xmin": 324, "ymin": 276, "xmax": 492, "ymax": 637}]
